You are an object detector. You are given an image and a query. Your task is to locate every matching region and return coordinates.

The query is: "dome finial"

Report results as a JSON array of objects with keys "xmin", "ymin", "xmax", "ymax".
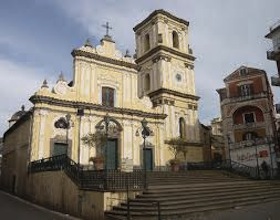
[
  {"xmin": 84, "ymin": 38, "xmax": 93, "ymax": 47},
  {"xmin": 57, "ymin": 72, "xmax": 66, "ymax": 82},
  {"xmin": 41, "ymin": 79, "xmax": 49, "ymax": 88},
  {"xmin": 124, "ymin": 49, "xmax": 131, "ymax": 57}
]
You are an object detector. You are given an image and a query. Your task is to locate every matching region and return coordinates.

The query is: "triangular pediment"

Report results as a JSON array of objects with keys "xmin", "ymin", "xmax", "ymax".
[{"xmin": 224, "ymin": 66, "xmax": 265, "ymax": 82}]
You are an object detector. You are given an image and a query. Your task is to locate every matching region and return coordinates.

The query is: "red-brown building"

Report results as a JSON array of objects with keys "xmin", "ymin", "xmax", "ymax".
[{"xmin": 217, "ymin": 66, "xmax": 279, "ymax": 172}]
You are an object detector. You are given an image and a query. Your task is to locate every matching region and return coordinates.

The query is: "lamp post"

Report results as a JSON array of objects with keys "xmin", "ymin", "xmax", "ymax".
[
  {"xmin": 253, "ymin": 141, "xmax": 260, "ymax": 178},
  {"xmin": 226, "ymin": 134, "xmax": 232, "ymax": 168},
  {"xmin": 65, "ymin": 113, "xmax": 71, "ymax": 157},
  {"xmin": 77, "ymin": 108, "xmax": 84, "ymax": 165},
  {"xmin": 267, "ymin": 136, "xmax": 274, "ymax": 178},
  {"xmin": 140, "ymin": 118, "xmax": 150, "ymax": 189},
  {"xmin": 103, "ymin": 113, "xmax": 111, "ymax": 171}
]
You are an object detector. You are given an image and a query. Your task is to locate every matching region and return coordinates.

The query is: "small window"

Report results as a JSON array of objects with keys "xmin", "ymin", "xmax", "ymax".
[
  {"xmin": 239, "ymin": 84, "xmax": 251, "ymax": 96},
  {"xmin": 172, "ymin": 31, "xmax": 179, "ymax": 49},
  {"xmin": 179, "ymin": 117, "xmax": 186, "ymax": 139},
  {"xmin": 244, "ymin": 113, "xmax": 254, "ymax": 123},
  {"xmin": 239, "ymin": 68, "xmax": 247, "ymax": 76},
  {"xmin": 102, "ymin": 87, "xmax": 115, "ymax": 107},
  {"xmin": 144, "ymin": 34, "xmax": 150, "ymax": 51},
  {"xmin": 144, "ymin": 74, "xmax": 150, "ymax": 91}
]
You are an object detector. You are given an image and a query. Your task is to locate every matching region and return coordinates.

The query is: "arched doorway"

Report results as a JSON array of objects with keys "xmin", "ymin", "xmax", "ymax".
[{"xmin": 95, "ymin": 117, "xmax": 122, "ymax": 170}]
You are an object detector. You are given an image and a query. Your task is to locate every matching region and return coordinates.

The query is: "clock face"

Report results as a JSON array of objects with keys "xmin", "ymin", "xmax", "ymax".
[{"xmin": 176, "ymin": 73, "xmax": 182, "ymax": 82}]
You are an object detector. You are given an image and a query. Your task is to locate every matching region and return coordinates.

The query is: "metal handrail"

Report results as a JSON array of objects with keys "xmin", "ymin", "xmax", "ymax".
[
  {"xmin": 29, "ymin": 154, "xmax": 145, "ymax": 191},
  {"xmin": 221, "ymin": 159, "xmax": 259, "ymax": 179}
]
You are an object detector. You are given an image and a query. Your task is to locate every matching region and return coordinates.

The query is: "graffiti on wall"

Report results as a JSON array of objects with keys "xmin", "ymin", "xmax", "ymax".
[{"xmin": 235, "ymin": 150, "xmax": 268, "ymax": 162}]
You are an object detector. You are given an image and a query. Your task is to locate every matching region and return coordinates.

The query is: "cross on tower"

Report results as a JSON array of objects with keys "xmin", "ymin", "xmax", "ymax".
[{"xmin": 102, "ymin": 22, "xmax": 112, "ymax": 37}]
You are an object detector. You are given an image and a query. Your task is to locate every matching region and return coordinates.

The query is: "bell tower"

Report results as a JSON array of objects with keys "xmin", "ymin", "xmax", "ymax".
[{"xmin": 134, "ymin": 10, "xmax": 200, "ymax": 143}]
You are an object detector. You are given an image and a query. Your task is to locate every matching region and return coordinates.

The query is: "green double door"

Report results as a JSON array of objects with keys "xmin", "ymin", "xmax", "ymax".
[
  {"xmin": 105, "ymin": 139, "xmax": 118, "ymax": 170},
  {"xmin": 53, "ymin": 143, "xmax": 68, "ymax": 156},
  {"xmin": 144, "ymin": 148, "xmax": 153, "ymax": 171}
]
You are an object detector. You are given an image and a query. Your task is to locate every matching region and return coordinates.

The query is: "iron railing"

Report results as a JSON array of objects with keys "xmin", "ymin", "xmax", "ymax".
[
  {"xmin": 29, "ymin": 154, "xmax": 144, "ymax": 191},
  {"xmin": 220, "ymin": 159, "xmax": 259, "ymax": 179},
  {"xmin": 29, "ymin": 155, "xmax": 280, "ymax": 191}
]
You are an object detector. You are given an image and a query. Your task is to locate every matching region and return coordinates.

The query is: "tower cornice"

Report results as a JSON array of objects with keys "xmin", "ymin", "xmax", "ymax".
[
  {"xmin": 135, "ymin": 45, "xmax": 195, "ymax": 64},
  {"xmin": 133, "ymin": 9, "xmax": 189, "ymax": 32}
]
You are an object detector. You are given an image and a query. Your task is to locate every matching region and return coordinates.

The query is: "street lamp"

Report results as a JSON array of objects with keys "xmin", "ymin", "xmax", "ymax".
[
  {"xmin": 267, "ymin": 136, "xmax": 275, "ymax": 178},
  {"xmin": 136, "ymin": 118, "xmax": 152, "ymax": 189},
  {"xmin": 226, "ymin": 134, "xmax": 232, "ymax": 168},
  {"xmin": 65, "ymin": 113, "xmax": 72, "ymax": 157},
  {"xmin": 253, "ymin": 140, "xmax": 260, "ymax": 178},
  {"xmin": 77, "ymin": 108, "xmax": 84, "ymax": 165},
  {"xmin": 103, "ymin": 113, "xmax": 111, "ymax": 171}
]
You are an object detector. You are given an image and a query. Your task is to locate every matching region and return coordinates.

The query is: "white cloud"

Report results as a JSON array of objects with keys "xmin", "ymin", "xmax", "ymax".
[
  {"xmin": 1, "ymin": 0, "xmax": 280, "ymax": 136},
  {"xmin": 50, "ymin": 0, "xmax": 280, "ymax": 125},
  {"xmin": 0, "ymin": 59, "xmax": 47, "ymax": 136}
]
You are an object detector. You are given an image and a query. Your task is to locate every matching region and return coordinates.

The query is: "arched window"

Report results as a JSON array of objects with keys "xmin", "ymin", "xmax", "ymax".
[
  {"xmin": 144, "ymin": 74, "xmax": 150, "ymax": 91},
  {"xmin": 144, "ymin": 34, "xmax": 150, "ymax": 51},
  {"xmin": 172, "ymin": 31, "xmax": 179, "ymax": 49},
  {"xmin": 102, "ymin": 87, "xmax": 115, "ymax": 107},
  {"xmin": 179, "ymin": 117, "xmax": 186, "ymax": 139}
]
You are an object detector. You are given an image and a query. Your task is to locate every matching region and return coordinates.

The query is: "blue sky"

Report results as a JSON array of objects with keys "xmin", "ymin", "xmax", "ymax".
[{"xmin": 0, "ymin": 0, "xmax": 280, "ymax": 136}]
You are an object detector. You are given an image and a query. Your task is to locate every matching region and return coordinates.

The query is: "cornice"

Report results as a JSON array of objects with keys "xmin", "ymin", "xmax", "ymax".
[
  {"xmin": 29, "ymin": 95, "xmax": 167, "ymax": 120},
  {"xmin": 71, "ymin": 49, "xmax": 138, "ymax": 70},
  {"xmin": 148, "ymin": 88, "xmax": 200, "ymax": 101},
  {"xmin": 135, "ymin": 45, "xmax": 195, "ymax": 64},
  {"xmin": 133, "ymin": 9, "xmax": 189, "ymax": 32}
]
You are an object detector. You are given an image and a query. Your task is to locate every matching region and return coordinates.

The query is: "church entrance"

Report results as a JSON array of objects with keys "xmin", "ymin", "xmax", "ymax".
[
  {"xmin": 106, "ymin": 139, "xmax": 118, "ymax": 170},
  {"xmin": 144, "ymin": 148, "xmax": 153, "ymax": 171},
  {"xmin": 53, "ymin": 143, "xmax": 68, "ymax": 156}
]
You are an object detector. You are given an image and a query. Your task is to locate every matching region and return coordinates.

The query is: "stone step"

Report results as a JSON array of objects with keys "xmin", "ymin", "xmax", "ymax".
[
  {"xmin": 146, "ymin": 180, "xmax": 275, "ymax": 190},
  {"xmin": 106, "ymin": 195, "xmax": 280, "ymax": 219},
  {"xmin": 105, "ymin": 170, "xmax": 280, "ymax": 220},
  {"xmin": 135, "ymin": 185, "xmax": 280, "ymax": 202},
  {"xmin": 118, "ymin": 189, "xmax": 280, "ymax": 210},
  {"xmin": 145, "ymin": 181, "xmax": 280, "ymax": 193}
]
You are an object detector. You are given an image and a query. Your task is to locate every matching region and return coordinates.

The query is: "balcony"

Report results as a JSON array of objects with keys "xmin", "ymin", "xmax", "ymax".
[
  {"xmin": 230, "ymin": 137, "xmax": 274, "ymax": 150},
  {"xmin": 271, "ymin": 75, "xmax": 280, "ymax": 86},
  {"xmin": 232, "ymin": 121, "xmax": 266, "ymax": 130},
  {"xmin": 221, "ymin": 92, "xmax": 267, "ymax": 105}
]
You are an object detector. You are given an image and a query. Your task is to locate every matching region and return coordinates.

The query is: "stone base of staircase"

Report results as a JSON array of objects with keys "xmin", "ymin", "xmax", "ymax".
[{"xmin": 105, "ymin": 170, "xmax": 280, "ymax": 220}]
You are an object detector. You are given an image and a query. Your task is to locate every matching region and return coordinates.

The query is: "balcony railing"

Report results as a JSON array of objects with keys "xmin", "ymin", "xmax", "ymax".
[
  {"xmin": 232, "ymin": 121, "xmax": 266, "ymax": 130},
  {"xmin": 221, "ymin": 92, "xmax": 268, "ymax": 105},
  {"xmin": 267, "ymin": 46, "xmax": 280, "ymax": 60},
  {"xmin": 230, "ymin": 137, "xmax": 274, "ymax": 150},
  {"xmin": 271, "ymin": 75, "xmax": 280, "ymax": 86}
]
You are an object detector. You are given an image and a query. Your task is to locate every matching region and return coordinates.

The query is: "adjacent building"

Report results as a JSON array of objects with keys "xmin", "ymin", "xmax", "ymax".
[
  {"xmin": 265, "ymin": 20, "xmax": 280, "ymax": 86},
  {"xmin": 199, "ymin": 117, "xmax": 225, "ymax": 164},
  {"xmin": 217, "ymin": 66, "xmax": 279, "ymax": 170}
]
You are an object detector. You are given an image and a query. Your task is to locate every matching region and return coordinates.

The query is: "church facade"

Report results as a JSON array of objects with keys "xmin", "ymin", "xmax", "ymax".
[{"xmin": 2, "ymin": 10, "xmax": 202, "ymax": 192}]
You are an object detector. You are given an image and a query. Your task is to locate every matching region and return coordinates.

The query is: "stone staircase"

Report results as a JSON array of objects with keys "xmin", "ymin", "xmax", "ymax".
[{"xmin": 105, "ymin": 170, "xmax": 280, "ymax": 219}]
